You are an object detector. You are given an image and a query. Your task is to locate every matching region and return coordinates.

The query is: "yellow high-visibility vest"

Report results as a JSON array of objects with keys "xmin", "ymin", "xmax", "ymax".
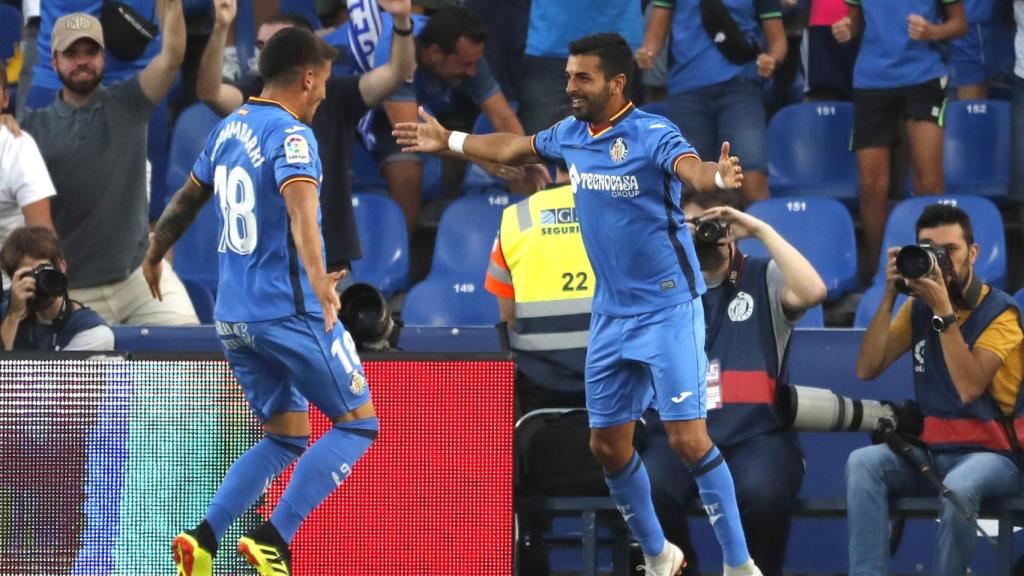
[{"xmin": 490, "ymin": 185, "xmax": 594, "ymax": 351}]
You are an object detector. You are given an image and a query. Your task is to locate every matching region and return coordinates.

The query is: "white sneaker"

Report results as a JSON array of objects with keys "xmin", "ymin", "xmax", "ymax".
[
  {"xmin": 639, "ymin": 541, "xmax": 685, "ymax": 575},
  {"xmin": 723, "ymin": 558, "xmax": 763, "ymax": 576}
]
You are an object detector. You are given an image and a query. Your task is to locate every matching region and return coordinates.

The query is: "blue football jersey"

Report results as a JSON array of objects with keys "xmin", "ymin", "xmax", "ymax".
[
  {"xmin": 532, "ymin": 103, "xmax": 707, "ymax": 317},
  {"xmin": 191, "ymin": 97, "xmax": 324, "ymax": 322}
]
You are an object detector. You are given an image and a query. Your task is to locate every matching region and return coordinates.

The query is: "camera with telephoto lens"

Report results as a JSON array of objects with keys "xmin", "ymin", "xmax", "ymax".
[
  {"xmin": 894, "ymin": 240, "xmax": 953, "ymax": 294},
  {"xmin": 692, "ymin": 219, "xmax": 729, "ymax": 246},
  {"xmin": 775, "ymin": 384, "xmax": 923, "ymax": 439},
  {"xmin": 28, "ymin": 263, "xmax": 68, "ymax": 301}
]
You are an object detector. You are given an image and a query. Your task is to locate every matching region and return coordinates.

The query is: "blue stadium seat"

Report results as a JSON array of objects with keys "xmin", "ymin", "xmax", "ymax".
[
  {"xmin": 431, "ymin": 192, "xmax": 523, "ymax": 278},
  {"xmin": 0, "ymin": 4, "xmax": 21, "ymax": 63},
  {"xmin": 1015, "ymin": 288, "xmax": 1024, "ymax": 311},
  {"xmin": 795, "ymin": 304, "xmax": 824, "ymax": 328},
  {"xmin": 738, "ymin": 197, "xmax": 858, "ymax": 299},
  {"xmin": 351, "ymin": 137, "xmax": 387, "ymax": 195},
  {"xmin": 401, "ymin": 276, "xmax": 498, "ymax": 327},
  {"xmin": 180, "ymin": 277, "xmax": 214, "ymax": 324},
  {"xmin": 943, "ymin": 100, "xmax": 1010, "ymax": 199},
  {"xmin": 876, "ymin": 195, "xmax": 1006, "ymax": 288},
  {"xmin": 766, "ymin": 102, "xmax": 858, "ymax": 202},
  {"xmin": 350, "ymin": 194, "xmax": 409, "ymax": 297},
  {"xmin": 853, "ymin": 282, "xmax": 910, "ymax": 328},
  {"xmin": 166, "ymin": 103, "xmax": 222, "ymax": 293}
]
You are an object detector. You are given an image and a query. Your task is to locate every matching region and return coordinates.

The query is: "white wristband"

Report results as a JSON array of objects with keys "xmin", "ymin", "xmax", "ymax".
[
  {"xmin": 715, "ymin": 170, "xmax": 727, "ymax": 190},
  {"xmin": 448, "ymin": 131, "xmax": 469, "ymax": 154}
]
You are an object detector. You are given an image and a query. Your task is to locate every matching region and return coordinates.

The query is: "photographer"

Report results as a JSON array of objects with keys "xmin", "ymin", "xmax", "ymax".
[
  {"xmin": 851, "ymin": 204, "xmax": 1022, "ymax": 575},
  {"xmin": 0, "ymin": 226, "xmax": 113, "ymax": 352},
  {"xmin": 640, "ymin": 190, "xmax": 826, "ymax": 576}
]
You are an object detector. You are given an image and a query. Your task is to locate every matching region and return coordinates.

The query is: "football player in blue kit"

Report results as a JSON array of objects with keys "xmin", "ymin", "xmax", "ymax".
[
  {"xmin": 395, "ymin": 32, "xmax": 760, "ymax": 576},
  {"xmin": 144, "ymin": 28, "xmax": 377, "ymax": 576}
]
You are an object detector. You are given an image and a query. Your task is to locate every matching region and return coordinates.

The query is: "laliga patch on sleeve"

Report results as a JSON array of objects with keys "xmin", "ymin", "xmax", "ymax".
[{"xmin": 284, "ymin": 134, "xmax": 310, "ymax": 164}]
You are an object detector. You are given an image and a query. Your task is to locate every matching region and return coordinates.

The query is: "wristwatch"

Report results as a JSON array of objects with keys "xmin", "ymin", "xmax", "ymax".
[{"xmin": 931, "ymin": 313, "xmax": 958, "ymax": 333}]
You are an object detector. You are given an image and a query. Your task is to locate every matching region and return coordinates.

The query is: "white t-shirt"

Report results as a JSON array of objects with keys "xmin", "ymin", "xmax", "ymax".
[
  {"xmin": 0, "ymin": 126, "xmax": 57, "ymax": 287},
  {"xmin": 1016, "ymin": 1, "xmax": 1024, "ymax": 79}
]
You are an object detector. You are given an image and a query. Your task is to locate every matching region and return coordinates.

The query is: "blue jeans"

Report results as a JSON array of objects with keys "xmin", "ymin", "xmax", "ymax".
[
  {"xmin": 666, "ymin": 77, "xmax": 767, "ymax": 172},
  {"xmin": 846, "ymin": 443, "xmax": 1020, "ymax": 576},
  {"xmin": 1010, "ymin": 75, "xmax": 1024, "ymax": 202}
]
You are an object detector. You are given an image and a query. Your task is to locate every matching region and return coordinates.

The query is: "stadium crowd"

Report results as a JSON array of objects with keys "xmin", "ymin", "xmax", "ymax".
[{"xmin": 3, "ymin": 0, "xmax": 1024, "ymax": 574}]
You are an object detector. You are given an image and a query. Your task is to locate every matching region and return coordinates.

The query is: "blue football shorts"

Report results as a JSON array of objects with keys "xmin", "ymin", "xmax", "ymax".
[
  {"xmin": 216, "ymin": 314, "xmax": 372, "ymax": 421},
  {"xmin": 585, "ymin": 300, "xmax": 708, "ymax": 428}
]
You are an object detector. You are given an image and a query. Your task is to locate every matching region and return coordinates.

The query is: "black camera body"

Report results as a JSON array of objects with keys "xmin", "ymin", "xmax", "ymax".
[
  {"xmin": 29, "ymin": 264, "xmax": 68, "ymax": 301},
  {"xmin": 895, "ymin": 240, "xmax": 952, "ymax": 294},
  {"xmin": 693, "ymin": 219, "xmax": 729, "ymax": 245}
]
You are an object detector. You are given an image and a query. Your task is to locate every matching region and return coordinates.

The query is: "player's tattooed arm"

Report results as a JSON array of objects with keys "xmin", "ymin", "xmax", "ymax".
[{"xmin": 144, "ymin": 178, "xmax": 213, "ymax": 300}]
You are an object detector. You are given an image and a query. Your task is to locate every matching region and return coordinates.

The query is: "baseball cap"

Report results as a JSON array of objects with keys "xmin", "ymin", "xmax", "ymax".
[{"xmin": 52, "ymin": 13, "xmax": 105, "ymax": 54}]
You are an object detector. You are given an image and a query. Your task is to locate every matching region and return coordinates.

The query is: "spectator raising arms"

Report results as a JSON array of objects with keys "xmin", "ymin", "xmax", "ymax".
[
  {"xmin": 18, "ymin": 6, "xmax": 199, "ymax": 326},
  {"xmin": 638, "ymin": 0, "xmax": 788, "ymax": 204},
  {"xmin": 832, "ymin": 0, "xmax": 965, "ymax": 278}
]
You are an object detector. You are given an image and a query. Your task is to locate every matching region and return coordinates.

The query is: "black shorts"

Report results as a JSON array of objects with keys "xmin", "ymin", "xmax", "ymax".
[{"xmin": 851, "ymin": 78, "xmax": 947, "ymax": 150}]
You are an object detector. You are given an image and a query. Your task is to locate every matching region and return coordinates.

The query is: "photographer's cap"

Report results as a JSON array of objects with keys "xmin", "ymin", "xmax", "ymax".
[{"xmin": 52, "ymin": 13, "xmax": 105, "ymax": 54}]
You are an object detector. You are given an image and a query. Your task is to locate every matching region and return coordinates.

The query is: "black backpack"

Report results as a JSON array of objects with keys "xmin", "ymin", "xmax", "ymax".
[{"xmin": 699, "ymin": 0, "xmax": 761, "ymax": 65}]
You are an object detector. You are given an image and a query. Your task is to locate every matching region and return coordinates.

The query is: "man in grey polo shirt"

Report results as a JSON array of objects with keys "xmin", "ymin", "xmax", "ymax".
[{"xmin": 18, "ymin": 6, "xmax": 197, "ymax": 325}]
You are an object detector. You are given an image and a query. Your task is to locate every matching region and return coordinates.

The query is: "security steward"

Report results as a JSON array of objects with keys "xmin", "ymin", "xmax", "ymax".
[{"xmin": 485, "ymin": 170, "xmax": 593, "ymax": 417}]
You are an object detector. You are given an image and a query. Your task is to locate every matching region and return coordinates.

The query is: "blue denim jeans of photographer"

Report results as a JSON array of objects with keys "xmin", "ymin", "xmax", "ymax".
[{"xmin": 846, "ymin": 443, "xmax": 1021, "ymax": 576}]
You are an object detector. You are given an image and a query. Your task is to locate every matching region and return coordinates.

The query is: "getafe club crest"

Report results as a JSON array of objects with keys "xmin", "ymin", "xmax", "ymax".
[
  {"xmin": 349, "ymin": 371, "xmax": 367, "ymax": 396},
  {"xmin": 609, "ymin": 137, "xmax": 629, "ymax": 163},
  {"xmin": 727, "ymin": 291, "xmax": 754, "ymax": 322}
]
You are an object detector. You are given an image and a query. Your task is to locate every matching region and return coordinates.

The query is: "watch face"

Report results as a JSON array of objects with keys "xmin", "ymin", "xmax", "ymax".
[{"xmin": 932, "ymin": 316, "xmax": 945, "ymax": 332}]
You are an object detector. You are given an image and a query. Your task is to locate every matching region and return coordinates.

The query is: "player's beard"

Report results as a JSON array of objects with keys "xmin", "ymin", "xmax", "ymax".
[
  {"xmin": 569, "ymin": 87, "xmax": 612, "ymax": 123},
  {"xmin": 58, "ymin": 66, "xmax": 102, "ymax": 96}
]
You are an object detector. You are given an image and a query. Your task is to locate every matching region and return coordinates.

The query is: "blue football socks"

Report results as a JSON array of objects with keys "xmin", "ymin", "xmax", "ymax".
[
  {"xmin": 604, "ymin": 451, "xmax": 665, "ymax": 557},
  {"xmin": 689, "ymin": 445, "xmax": 749, "ymax": 567},
  {"xmin": 205, "ymin": 432, "xmax": 308, "ymax": 543},
  {"xmin": 269, "ymin": 417, "xmax": 379, "ymax": 543}
]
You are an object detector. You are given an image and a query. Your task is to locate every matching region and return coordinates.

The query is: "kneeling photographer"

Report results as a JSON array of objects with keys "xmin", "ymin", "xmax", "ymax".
[
  {"xmin": 0, "ymin": 227, "xmax": 113, "ymax": 352},
  {"xmin": 850, "ymin": 204, "xmax": 1023, "ymax": 575},
  {"xmin": 640, "ymin": 190, "xmax": 826, "ymax": 576}
]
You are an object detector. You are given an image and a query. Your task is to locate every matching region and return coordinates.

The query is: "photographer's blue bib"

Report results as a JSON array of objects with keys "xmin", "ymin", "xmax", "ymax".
[
  {"xmin": 910, "ymin": 287, "xmax": 1021, "ymax": 454},
  {"xmin": 703, "ymin": 255, "xmax": 788, "ymax": 446}
]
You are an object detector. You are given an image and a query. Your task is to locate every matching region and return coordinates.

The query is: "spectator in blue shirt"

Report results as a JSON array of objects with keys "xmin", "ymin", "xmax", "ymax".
[
  {"xmin": 949, "ymin": 0, "xmax": 999, "ymax": 100},
  {"xmin": 516, "ymin": 0, "xmax": 644, "ymax": 135},
  {"xmin": 638, "ymin": 0, "xmax": 788, "ymax": 204},
  {"xmin": 832, "ymin": 0, "xmax": 965, "ymax": 278},
  {"xmin": 368, "ymin": 6, "xmax": 548, "ymax": 233}
]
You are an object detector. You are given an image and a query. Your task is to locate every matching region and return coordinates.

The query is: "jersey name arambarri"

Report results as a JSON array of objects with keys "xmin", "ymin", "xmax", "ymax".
[{"xmin": 191, "ymin": 97, "xmax": 325, "ymax": 322}]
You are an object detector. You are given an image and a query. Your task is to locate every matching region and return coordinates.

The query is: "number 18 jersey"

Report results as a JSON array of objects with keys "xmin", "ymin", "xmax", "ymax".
[{"xmin": 191, "ymin": 97, "xmax": 324, "ymax": 322}]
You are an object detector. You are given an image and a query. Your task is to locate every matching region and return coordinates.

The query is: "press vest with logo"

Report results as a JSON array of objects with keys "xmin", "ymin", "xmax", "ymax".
[
  {"xmin": 13, "ymin": 306, "xmax": 107, "ymax": 351},
  {"xmin": 704, "ymin": 256, "xmax": 787, "ymax": 446},
  {"xmin": 495, "ymin": 185, "xmax": 595, "ymax": 393},
  {"xmin": 911, "ymin": 288, "xmax": 1022, "ymax": 454}
]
